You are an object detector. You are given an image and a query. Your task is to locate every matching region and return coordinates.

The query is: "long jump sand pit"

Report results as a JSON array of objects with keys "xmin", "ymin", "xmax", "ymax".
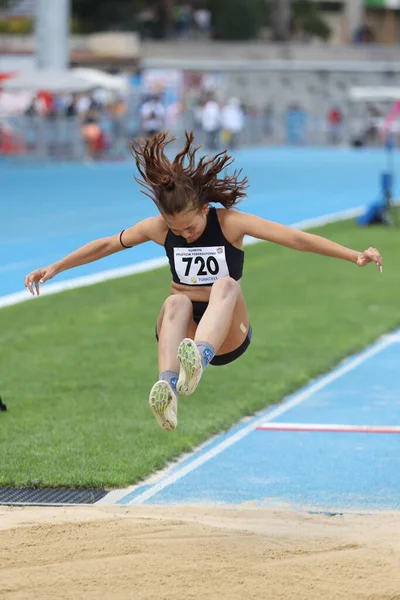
[{"xmin": 1, "ymin": 504, "xmax": 399, "ymax": 600}]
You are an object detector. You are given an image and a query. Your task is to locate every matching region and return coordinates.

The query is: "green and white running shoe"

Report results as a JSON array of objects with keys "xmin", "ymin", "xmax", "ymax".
[
  {"xmin": 149, "ymin": 380, "xmax": 178, "ymax": 432},
  {"xmin": 177, "ymin": 338, "xmax": 203, "ymax": 397}
]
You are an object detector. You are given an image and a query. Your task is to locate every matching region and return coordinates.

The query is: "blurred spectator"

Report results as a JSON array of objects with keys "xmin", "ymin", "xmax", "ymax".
[
  {"xmin": 24, "ymin": 99, "xmax": 38, "ymax": 117},
  {"xmin": 76, "ymin": 94, "xmax": 91, "ymax": 117},
  {"xmin": 89, "ymin": 95, "xmax": 101, "ymax": 112},
  {"xmin": 353, "ymin": 24, "xmax": 374, "ymax": 44},
  {"xmin": 193, "ymin": 7, "xmax": 211, "ymax": 39},
  {"xmin": 221, "ymin": 98, "xmax": 244, "ymax": 149},
  {"xmin": 262, "ymin": 103, "xmax": 274, "ymax": 139},
  {"xmin": 365, "ymin": 105, "xmax": 382, "ymax": 145},
  {"xmin": 46, "ymin": 95, "xmax": 59, "ymax": 119},
  {"xmin": 24, "ymin": 94, "xmax": 47, "ymax": 117},
  {"xmin": 81, "ymin": 110, "xmax": 105, "ymax": 160},
  {"xmin": 328, "ymin": 106, "xmax": 343, "ymax": 145},
  {"xmin": 165, "ymin": 100, "xmax": 184, "ymax": 132},
  {"xmin": 110, "ymin": 95, "xmax": 128, "ymax": 151},
  {"xmin": 66, "ymin": 95, "xmax": 78, "ymax": 118},
  {"xmin": 173, "ymin": 4, "xmax": 192, "ymax": 39},
  {"xmin": 92, "ymin": 88, "xmax": 107, "ymax": 110},
  {"xmin": 37, "ymin": 90, "xmax": 53, "ymax": 115},
  {"xmin": 201, "ymin": 96, "xmax": 221, "ymax": 150},
  {"xmin": 286, "ymin": 104, "xmax": 307, "ymax": 145},
  {"xmin": 0, "ymin": 119, "xmax": 25, "ymax": 155},
  {"xmin": 140, "ymin": 95, "xmax": 165, "ymax": 138},
  {"xmin": 53, "ymin": 94, "xmax": 66, "ymax": 117}
]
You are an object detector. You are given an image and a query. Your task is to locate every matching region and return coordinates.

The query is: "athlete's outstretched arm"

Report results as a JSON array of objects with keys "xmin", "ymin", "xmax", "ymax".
[
  {"xmin": 235, "ymin": 212, "xmax": 383, "ymax": 272},
  {"xmin": 24, "ymin": 217, "xmax": 161, "ymax": 296}
]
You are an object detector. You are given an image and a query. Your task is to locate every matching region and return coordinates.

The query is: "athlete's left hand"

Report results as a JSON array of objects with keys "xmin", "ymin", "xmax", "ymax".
[{"xmin": 357, "ymin": 247, "xmax": 383, "ymax": 273}]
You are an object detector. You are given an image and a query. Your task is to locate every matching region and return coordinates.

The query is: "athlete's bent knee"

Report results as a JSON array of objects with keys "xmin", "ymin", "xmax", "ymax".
[
  {"xmin": 213, "ymin": 276, "xmax": 240, "ymax": 297},
  {"xmin": 163, "ymin": 294, "xmax": 192, "ymax": 317}
]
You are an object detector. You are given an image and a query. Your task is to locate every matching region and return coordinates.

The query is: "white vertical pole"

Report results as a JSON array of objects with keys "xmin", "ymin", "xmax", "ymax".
[{"xmin": 35, "ymin": 0, "xmax": 71, "ymax": 69}]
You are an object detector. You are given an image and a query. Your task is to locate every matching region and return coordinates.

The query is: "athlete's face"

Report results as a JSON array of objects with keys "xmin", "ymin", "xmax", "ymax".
[{"xmin": 165, "ymin": 206, "xmax": 209, "ymax": 243}]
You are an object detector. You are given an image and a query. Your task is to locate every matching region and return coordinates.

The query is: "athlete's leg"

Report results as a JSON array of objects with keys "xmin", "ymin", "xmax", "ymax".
[
  {"xmin": 177, "ymin": 277, "xmax": 248, "ymax": 396},
  {"xmin": 149, "ymin": 294, "xmax": 196, "ymax": 431},
  {"xmin": 157, "ymin": 294, "xmax": 196, "ymax": 373},
  {"xmin": 195, "ymin": 277, "xmax": 242, "ymax": 351}
]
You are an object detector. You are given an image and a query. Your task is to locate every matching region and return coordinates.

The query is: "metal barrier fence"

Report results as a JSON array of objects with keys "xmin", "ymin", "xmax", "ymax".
[{"xmin": 0, "ymin": 110, "xmax": 384, "ymax": 162}]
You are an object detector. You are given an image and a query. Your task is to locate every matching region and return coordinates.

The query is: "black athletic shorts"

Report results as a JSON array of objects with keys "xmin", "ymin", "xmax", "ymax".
[{"xmin": 155, "ymin": 301, "xmax": 252, "ymax": 367}]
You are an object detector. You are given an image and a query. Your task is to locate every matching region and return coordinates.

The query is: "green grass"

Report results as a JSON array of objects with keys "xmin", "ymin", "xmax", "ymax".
[{"xmin": 0, "ymin": 216, "xmax": 399, "ymax": 489}]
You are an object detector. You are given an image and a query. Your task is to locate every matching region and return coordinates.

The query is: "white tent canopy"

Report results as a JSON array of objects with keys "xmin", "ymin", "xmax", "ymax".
[
  {"xmin": 1, "ymin": 69, "xmax": 95, "ymax": 93},
  {"xmin": 1, "ymin": 68, "xmax": 128, "ymax": 94},
  {"xmin": 349, "ymin": 86, "xmax": 400, "ymax": 102},
  {"xmin": 71, "ymin": 68, "xmax": 128, "ymax": 93}
]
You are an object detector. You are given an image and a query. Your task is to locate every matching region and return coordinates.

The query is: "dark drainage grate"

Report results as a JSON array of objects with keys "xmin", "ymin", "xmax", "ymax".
[{"xmin": 0, "ymin": 487, "xmax": 107, "ymax": 505}]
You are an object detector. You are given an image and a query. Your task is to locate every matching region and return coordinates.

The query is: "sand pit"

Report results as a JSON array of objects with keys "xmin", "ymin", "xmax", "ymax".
[{"xmin": 1, "ymin": 504, "xmax": 400, "ymax": 600}]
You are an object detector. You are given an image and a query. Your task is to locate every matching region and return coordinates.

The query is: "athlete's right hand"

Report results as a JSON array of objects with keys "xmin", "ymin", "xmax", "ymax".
[{"xmin": 24, "ymin": 266, "xmax": 57, "ymax": 296}]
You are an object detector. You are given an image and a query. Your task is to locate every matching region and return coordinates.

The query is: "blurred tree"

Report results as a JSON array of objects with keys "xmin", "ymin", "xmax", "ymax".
[
  {"xmin": 72, "ymin": 0, "xmax": 143, "ymax": 32},
  {"xmin": 161, "ymin": 0, "xmax": 174, "ymax": 37},
  {"xmin": 270, "ymin": 0, "xmax": 291, "ymax": 41},
  {"xmin": 211, "ymin": 0, "xmax": 267, "ymax": 40},
  {"xmin": 0, "ymin": 18, "xmax": 32, "ymax": 33},
  {"xmin": 0, "ymin": 0, "xmax": 33, "ymax": 35},
  {"xmin": 291, "ymin": 0, "xmax": 331, "ymax": 41},
  {"xmin": 72, "ymin": 0, "xmax": 174, "ymax": 38}
]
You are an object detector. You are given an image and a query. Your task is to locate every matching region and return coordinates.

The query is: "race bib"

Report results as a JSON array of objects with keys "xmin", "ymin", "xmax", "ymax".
[{"xmin": 174, "ymin": 246, "xmax": 229, "ymax": 285}]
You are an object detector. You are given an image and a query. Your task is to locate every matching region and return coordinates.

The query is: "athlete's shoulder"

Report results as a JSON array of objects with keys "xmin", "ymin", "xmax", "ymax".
[
  {"xmin": 216, "ymin": 207, "xmax": 246, "ymax": 228},
  {"xmin": 122, "ymin": 215, "xmax": 167, "ymax": 247},
  {"xmin": 217, "ymin": 208, "xmax": 263, "ymax": 230},
  {"xmin": 215, "ymin": 207, "xmax": 242, "ymax": 221},
  {"xmin": 141, "ymin": 215, "xmax": 168, "ymax": 245},
  {"xmin": 215, "ymin": 207, "xmax": 246, "ymax": 244}
]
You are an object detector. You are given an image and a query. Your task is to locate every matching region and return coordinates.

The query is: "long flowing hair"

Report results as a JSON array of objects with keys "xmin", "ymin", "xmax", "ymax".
[{"xmin": 131, "ymin": 131, "xmax": 248, "ymax": 214}]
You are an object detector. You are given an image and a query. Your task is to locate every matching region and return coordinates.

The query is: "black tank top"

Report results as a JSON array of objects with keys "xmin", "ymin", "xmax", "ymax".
[{"xmin": 164, "ymin": 207, "xmax": 244, "ymax": 287}]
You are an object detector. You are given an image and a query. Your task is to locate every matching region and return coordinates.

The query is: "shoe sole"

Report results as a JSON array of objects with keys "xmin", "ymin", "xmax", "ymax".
[
  {"xmin": 177, "ymin": 338, "xmax": 202, "ymax": 397},
  {"xmin": 149, "ymin": 380, "xmax": 177, "ymax": 431}
]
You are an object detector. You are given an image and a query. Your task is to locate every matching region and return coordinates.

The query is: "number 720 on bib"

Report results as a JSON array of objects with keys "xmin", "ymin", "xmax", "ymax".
[{"xmin": 173, "ymin": 246, "xmax": 230, "ymax": 285}]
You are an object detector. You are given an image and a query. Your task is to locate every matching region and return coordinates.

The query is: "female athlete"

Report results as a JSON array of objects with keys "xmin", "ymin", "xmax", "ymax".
[{"xmin": 24, "ymin": 132, "xmax": 383, "ymax": 432}]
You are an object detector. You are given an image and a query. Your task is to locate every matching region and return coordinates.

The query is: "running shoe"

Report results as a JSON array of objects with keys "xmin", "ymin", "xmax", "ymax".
[
  {"xmin": 149, "ymin": 380, "xmax": 178, "ymax": 431},
  {"xmin": 177, "ymin": 338, "xmax": 203, "ymax": 396}
]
